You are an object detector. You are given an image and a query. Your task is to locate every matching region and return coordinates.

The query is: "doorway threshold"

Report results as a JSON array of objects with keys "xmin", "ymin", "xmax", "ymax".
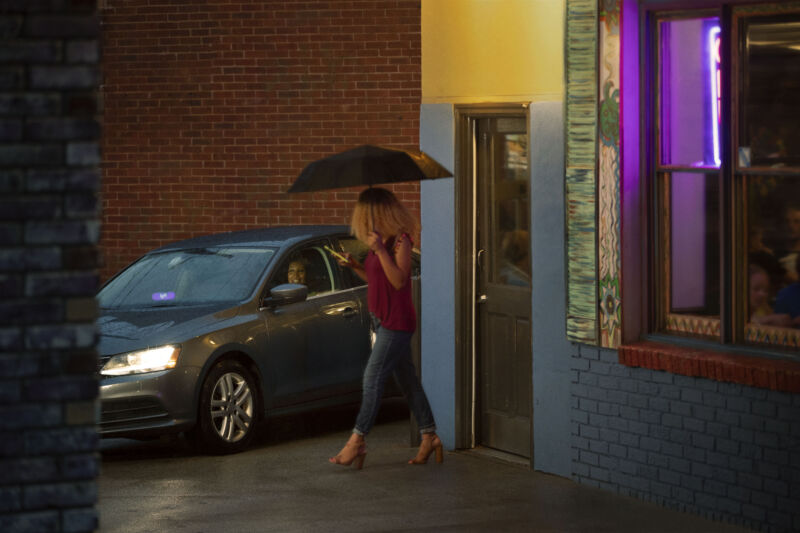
[{"xmin": 460, "ymin": 446, "xmax": 531, "ymax": 469}]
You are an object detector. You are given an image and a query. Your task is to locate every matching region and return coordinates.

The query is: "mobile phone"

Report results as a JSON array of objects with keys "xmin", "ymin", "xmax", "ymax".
[{"xmin": 324, "ymin": 245, "xmax": 349, "ymax": 263}]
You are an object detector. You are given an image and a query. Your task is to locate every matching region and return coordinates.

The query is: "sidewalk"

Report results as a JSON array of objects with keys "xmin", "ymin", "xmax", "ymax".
[{"xmin": 98, "ymin": 401, "xmax": 750, "ymax": 533}]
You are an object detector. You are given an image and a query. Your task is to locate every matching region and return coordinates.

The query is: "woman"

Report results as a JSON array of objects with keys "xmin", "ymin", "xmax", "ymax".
[
  {"xmin": 286, "ymin": 258, "xmax": 307, "ymax": 285},
  {"xmin": 328, "ymin": 187, "xmax": 442, "ymax": 469}
]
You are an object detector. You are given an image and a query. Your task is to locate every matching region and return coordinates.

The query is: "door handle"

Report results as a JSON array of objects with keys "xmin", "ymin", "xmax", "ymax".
[
  {"xmin": 476, "ymin": 249, "xmax": 487, "ymax": 304},
  {"xmin": 323, "ymin": 304, "xmax": 357, "ymax": 317},
  {"xmin": 340, "ymin": 307, "xmax": 357, "ymax": 318}
]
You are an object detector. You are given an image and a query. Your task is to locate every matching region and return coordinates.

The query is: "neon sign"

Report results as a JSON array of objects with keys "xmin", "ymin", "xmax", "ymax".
[{"xmin": 708, "ymin": 25, "xmax": 721, "ymax": 167}]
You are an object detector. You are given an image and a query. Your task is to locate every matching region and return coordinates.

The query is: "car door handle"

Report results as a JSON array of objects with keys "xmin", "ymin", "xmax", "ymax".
[{"xmin": 323, "ymin": 304, "xmax": 357, "ymax": 317}]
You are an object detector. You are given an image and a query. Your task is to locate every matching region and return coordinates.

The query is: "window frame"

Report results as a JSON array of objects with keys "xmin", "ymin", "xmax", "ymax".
[
  {"xmin": 641, "ymin": 1, "xmax": 800, "ymax": 356},
  {"xmin": 265, "ymin": 238, "xmax": 342, "ymax": 298}
]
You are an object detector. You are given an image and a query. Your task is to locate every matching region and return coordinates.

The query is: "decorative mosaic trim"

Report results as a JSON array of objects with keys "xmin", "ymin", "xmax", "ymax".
[
  {"xmin": 598, "ymin": 0, "xmax": 621, "ymax": 348},
  {"xmin": 745, "ymin": 324, "xmax": 800, "ymax": 350},
  {"xmin": 565, "ymin": 0, "xmax": 599, "ymax": 344},
  {"xmin": 666, "ymin": 313, "xmax": 721, "ymax": 338}
]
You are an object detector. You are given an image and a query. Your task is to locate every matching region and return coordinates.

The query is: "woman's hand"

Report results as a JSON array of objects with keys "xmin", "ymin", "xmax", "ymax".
[
  {"xmin": 339, "ymin": 251, "xmax": 366, "ymax": 281},
  {"xmin": 337, "ymin": 252, "xmax": 359, "ymax": 269},
  {"xmin": 372, "ymin": 233, "xmax": 412, "ymax": 290},
  {"xmin": 367, "ymin": 231, "xmax": 384, "ymax": 252}
]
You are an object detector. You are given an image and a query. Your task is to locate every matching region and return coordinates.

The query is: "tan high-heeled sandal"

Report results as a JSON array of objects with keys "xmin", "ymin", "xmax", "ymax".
[
  {"xmin": 408, "ymin": 434, "xmax": 443, "ymax": 465},
  {"xmin": 329, "ymin": 440, "xmax": 367, "ymax": 470}
]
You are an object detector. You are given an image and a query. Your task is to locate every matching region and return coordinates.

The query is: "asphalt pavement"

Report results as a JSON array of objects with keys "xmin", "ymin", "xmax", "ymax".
[{"xmin": 98, "ymin": 400, "xmax": 750, "ymax": 533}]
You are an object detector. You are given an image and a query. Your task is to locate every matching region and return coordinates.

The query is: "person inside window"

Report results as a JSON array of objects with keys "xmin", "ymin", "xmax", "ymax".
[
  {"xmin": 749, "ymin": 263, "xmax": 791, "ymax": 328},
  {"xmin": 285, "ymin": 251, "xmax": 331, "ymax": 295},
  {"xmin": 287, "ymin": 259, "xmax": 307, "ymax": 285},
  {"xmin": 749, "ymin": 223, "xmax": 773, "ymax": 256},
  {"xmin": 776, "ymin": 203, "xmax": 800, "ymax": 284},
  {"xmin": 775, "ymin": 254, "xmax": 800, "ymax": 328}
]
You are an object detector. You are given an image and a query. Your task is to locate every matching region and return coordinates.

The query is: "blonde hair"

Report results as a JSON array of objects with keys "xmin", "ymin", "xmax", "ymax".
[{"xmin": 350, "ymin": 187, "xmax": 419, "ymax": 243}]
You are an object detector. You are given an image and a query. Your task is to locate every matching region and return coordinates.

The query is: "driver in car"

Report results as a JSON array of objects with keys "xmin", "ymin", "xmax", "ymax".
[{"xmin": 287, "ymin": 259, "xmax": 307, "ymax": 285}]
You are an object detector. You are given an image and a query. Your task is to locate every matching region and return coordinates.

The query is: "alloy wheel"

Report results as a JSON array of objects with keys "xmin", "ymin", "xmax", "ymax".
[{"xmin": 209, "ymin": 371, "xmax": 254, "ymax": 443}]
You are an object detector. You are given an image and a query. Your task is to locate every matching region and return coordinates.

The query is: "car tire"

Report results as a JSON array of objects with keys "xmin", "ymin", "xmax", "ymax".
[{"xmin": 191, "ymin": 359, "xmax": 260, "ymax": 455}]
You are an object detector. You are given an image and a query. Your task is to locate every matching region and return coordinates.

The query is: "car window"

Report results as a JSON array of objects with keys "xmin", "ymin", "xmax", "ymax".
[
  {"xmin": 98, "ymin": 247, "xmax": 276, "ymax": 309},
  {"xmin": 334, "ymin": 236, "xmax": 421, "ymax": 288},
  {"xmin": 268, "ymin": 244, "xmax": 336, "ymax": 297},
  {"xmin": 337, "ymin": 237, "xmax": 369, "ymax": 288}
]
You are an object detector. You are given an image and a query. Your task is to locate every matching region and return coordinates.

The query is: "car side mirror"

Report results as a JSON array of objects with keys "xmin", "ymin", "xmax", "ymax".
[{"xmin": 262, "ymin": 283, "xmax": 308, "ymax": 308}]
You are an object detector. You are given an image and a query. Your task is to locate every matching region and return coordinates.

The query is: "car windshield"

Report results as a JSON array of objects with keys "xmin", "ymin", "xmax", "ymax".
[{"xmin": 98, "ymin": 247, "xmax": 276, "ymax": 309}]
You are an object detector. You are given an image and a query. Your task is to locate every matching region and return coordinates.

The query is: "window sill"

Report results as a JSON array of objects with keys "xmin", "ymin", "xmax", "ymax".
[{"xmin": 618, "ymin": 341, "xmax": 800, "ymax": 393}]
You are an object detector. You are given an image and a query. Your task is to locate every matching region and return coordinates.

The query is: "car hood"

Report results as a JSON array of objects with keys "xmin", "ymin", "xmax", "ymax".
[{"xmin": 97, "ymin": 304, "xmax": 241, "ymax": 356}]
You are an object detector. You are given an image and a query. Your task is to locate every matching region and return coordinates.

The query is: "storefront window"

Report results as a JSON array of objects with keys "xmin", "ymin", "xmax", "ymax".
[
  {"xmin": 669, "ymin": 172, "xmax": 719, "ymax": 318},
  {"xmin": 652, "ymin": 5, "xmax": 800, "ymax": 351},
  {"xmin": 747, "ymin": 176, "xmax": 800, "ymax": 331},
  {"xmin": 739, "ymin": 19, "xmax": 800, "ymax": 169},
  {"xmin": 659, "ymin": 17, "xmax": 721, "ymax": 168}
]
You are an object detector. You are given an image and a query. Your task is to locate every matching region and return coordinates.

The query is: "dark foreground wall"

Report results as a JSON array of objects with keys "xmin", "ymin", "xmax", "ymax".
[
  {"xmin": 0, "ymin": 1, "xmax": 100, "ymax": 531},
  {"xmin": 571, "ymin": 345, "xmax": 800, "ymax": 533}
]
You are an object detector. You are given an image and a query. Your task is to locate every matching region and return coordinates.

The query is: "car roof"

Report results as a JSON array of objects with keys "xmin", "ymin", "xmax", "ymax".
[{"xmin": 150, "ymin": 225, "xmax": 351, "ymax": 253}]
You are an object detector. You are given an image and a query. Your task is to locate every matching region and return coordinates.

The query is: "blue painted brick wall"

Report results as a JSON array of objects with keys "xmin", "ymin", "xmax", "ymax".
[
  {"xmin": 0, "ymin": 1, "xmax": 100, "ymax": 532},
  {"xmin": 571, "ymin": 344, "xmax": 800, "ymax": 533}
]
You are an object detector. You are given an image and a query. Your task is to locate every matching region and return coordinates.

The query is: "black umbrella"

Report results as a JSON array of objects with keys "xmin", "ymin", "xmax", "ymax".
[{"xmin": 288, "ymin": 144, "xmax": 452, "ymax": 193}]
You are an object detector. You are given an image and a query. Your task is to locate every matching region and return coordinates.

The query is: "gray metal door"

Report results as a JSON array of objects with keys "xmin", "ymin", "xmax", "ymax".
[{"xmin": 475, "ymin": 116, "xmax": 532, "ymax": 458}]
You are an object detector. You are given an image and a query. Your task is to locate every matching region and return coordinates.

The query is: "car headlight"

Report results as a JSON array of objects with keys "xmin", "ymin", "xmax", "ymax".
[{"xmin": 101, "ymin": 345, "xmax": 181, "ymax": 376}]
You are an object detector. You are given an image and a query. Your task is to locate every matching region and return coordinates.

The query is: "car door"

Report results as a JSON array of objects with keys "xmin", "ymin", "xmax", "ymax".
[
  {"xmin": 303, "ymin": 240, "xmax": 369, "ymax": 394},
  {"xmin": 262, "ymin": 239, "xmax": 368, "ymax": 406},
  {"xmin": 328, "ymin": 236, "xmax": 373, "ymax": 383},
  {"xmin": 259, "ymin": 247, "xmax": 318, "ymax": 405}
]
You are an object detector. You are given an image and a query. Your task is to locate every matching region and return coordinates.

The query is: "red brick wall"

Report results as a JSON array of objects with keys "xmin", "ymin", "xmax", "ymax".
[{"xmin": 100, "ymin": 0, "xmax": 421, "ymax": 280}]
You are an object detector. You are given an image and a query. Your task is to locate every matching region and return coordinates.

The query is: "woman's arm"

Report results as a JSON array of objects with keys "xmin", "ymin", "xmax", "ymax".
[
  {"xmin": 369, "ymin": 232, "xmax": 411, "ymax": 290},
  {"xmin": 349, "ymin": 262, "xmax": 367, "ymax": 282},
  {"xmin": 338, "ymin": 253, "xmax": 367, "ymax": 282}
]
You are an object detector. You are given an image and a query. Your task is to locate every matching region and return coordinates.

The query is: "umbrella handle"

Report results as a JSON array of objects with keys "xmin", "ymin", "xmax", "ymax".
[{"xmin": 369, "ymin": 184, "xmax": 375, "ymax": 232}]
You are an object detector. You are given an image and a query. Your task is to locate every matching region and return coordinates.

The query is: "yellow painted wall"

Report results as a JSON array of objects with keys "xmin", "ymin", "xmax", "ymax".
[{"xmin": 422, "ymin": 0, "xmax": 565, "ymax": 103}]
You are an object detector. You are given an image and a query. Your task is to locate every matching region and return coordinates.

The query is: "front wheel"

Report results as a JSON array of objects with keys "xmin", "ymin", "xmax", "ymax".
[{"xmin": 191, "ymin": 359, "xmax": 259, "ymax": 454}]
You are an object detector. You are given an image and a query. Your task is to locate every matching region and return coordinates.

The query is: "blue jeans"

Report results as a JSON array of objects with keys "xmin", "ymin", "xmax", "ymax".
[{"xmin": 354, "ymin": 325, "xmax": 436, "ymax": 436}]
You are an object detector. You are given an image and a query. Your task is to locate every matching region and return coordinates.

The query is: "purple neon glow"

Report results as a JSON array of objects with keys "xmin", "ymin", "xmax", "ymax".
[
  {"xmin": 152, "ymin": 291, "xmax": 175, "ymax": 301},
  {"xmin": 708, "ymin": 25, "xmax": 721, "ymax": 167}
]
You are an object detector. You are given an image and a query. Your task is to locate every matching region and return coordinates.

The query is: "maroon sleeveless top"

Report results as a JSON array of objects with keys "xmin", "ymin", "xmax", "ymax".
[{"xmin": 364, "ymin": 234, "xmax": 416, "ymax": 332}]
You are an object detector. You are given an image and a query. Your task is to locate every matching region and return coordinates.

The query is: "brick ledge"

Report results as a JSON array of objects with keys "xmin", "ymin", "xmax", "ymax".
[{"xmin": 618, "ymin": 341, "xmax": 800, "ymax": 393}]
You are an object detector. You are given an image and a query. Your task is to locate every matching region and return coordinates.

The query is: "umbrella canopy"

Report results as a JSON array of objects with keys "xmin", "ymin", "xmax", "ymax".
[{"xmin": 288, "ymin": 145, "xmax": 452, "ymax": 193}]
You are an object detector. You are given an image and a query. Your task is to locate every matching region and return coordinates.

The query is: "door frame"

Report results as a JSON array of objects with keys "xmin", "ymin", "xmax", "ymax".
[{"xmin": 453, "ymin": 103, "xmax": 531, "ymax": 451}]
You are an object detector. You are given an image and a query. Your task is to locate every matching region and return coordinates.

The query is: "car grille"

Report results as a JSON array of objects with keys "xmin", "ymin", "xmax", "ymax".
[{"xmin": 100, "ymin": 397, "xmax": 169, "ymax": 429}]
